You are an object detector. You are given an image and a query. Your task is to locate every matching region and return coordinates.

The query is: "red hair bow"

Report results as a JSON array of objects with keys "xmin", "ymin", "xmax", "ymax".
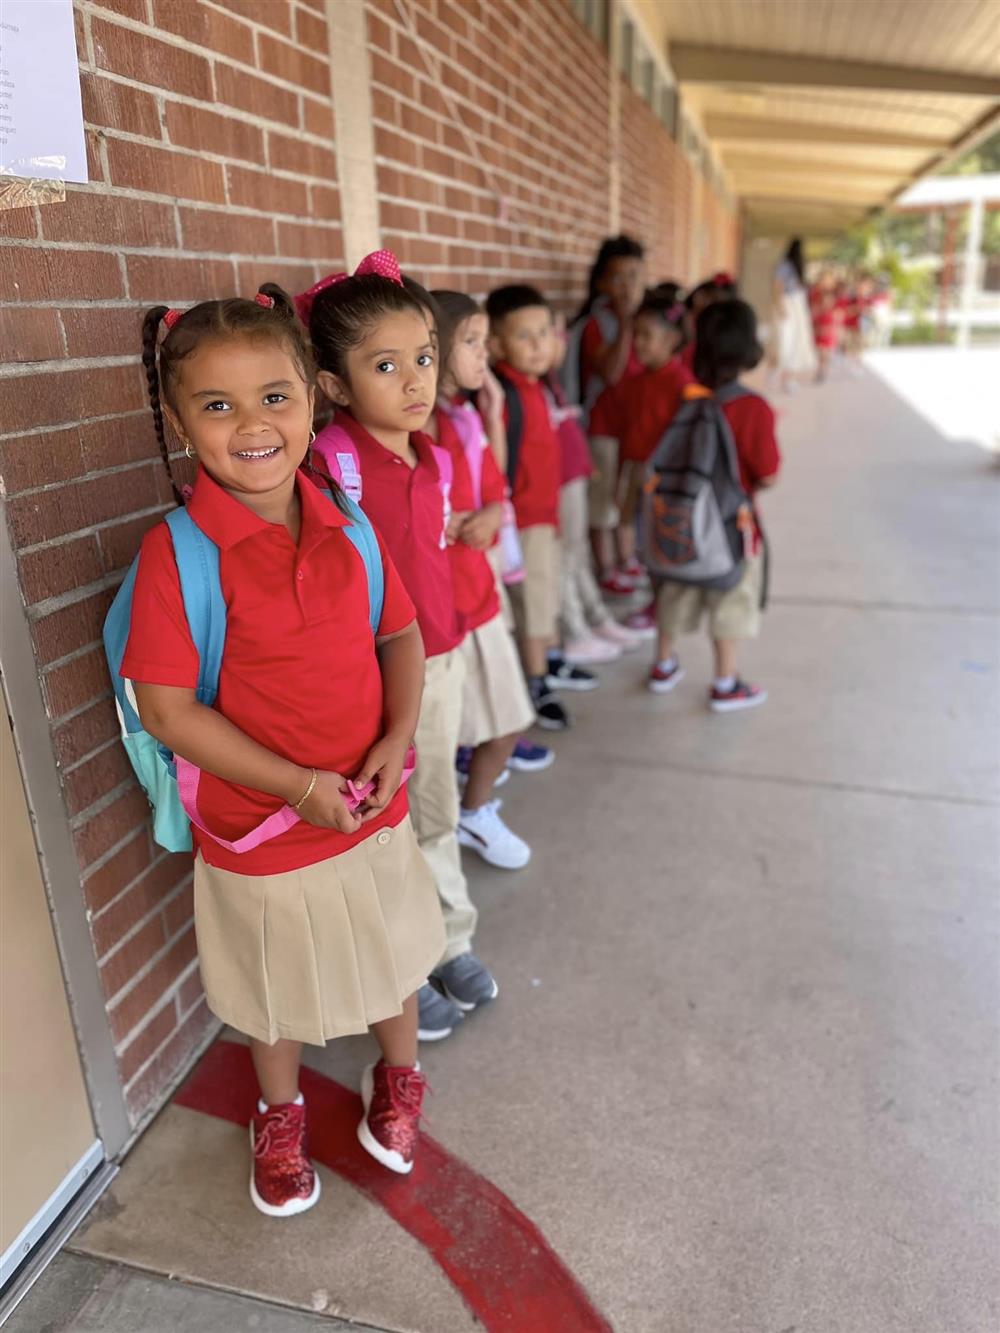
[
  {"xmin": 293, "ymin": 249, "xmax": 403, "ymax": 323},
  {"xmin": 162, "ymin": 291, "xmax": 272, "ymax": 332},
  {"xmin": 712, "ymin": 271, "xmax": 735, "ymax": 287}
]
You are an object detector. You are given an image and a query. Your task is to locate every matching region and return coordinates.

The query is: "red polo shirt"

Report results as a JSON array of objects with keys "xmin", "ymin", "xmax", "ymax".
[
  {"xmin": 580, "ymin": 314, "xmax": 643, "ymax": 399},
  {"xmin": 121, "ymin": 468, "xmax": 415, "ymax": 876},
  {"xmin": 330, "ymin": 409, "xmax": 462, "ymax": 658},
  {"xmin": 495, "ymin": 361, "xmax": 561, "ymax": 530},
  {"xmin": 435, "ymin": 409, "xmax": 503, "ymax": 633},
  {"xmin": 590, "ymin": 356, "xmax": 693, "ymax": 463}
]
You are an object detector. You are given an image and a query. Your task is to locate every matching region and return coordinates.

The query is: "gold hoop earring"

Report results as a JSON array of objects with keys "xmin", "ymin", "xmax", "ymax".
[{"xmin": 184, "ymin": 444, "xmax": 196, "ymax": 460}]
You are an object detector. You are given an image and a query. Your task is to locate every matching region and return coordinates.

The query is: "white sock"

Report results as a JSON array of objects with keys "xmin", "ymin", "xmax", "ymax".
[
  {"xmin": 258, "ymin": 1091, "xmax": 304, "ymax": 1113},
  {"xmin": 714, "ymin": 675, "xmax": 736, "ymax": 693},
  {"xmin": 657, "ymin": 656, "xmax": 678, "ymax": 673}
]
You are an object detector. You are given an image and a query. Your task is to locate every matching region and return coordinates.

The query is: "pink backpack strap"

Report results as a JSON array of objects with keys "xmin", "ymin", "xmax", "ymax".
[
  {"xmin": 175, "ymin": 749, "xmax": 417, "ymax": 854},
  {"xmin": 428, "ymin": 442, "xmax": 453, "ymax": 548},
  {"xmin": 440, "ymin": 400, "xmax": 486, "ymax": 509},
  {"xmin": 312, "ymin": 421, "xmax": 363, "ymax": 503}
]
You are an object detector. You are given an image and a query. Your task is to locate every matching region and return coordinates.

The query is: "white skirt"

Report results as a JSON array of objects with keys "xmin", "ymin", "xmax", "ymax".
[{"xmin": 775, "ymin": 288, "xmax": 817, "ymax": 375}]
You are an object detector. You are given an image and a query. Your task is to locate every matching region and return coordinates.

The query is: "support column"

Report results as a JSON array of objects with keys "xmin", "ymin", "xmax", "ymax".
[
  {"xmin": 957, "ymin": 193, "xmax": 985, "ymax": 350},
  {"xmin": 325, "ymin": 0, "xmax": 381, "ymax": 263}
]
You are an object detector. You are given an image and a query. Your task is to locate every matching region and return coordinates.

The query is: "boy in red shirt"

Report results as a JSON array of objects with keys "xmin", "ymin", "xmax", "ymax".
[
  {"xmin": 486, "ymin": 284, "xmax": 572, "ymax": 730},
  {"xmin": 650, "ymin": 299, "xmax": 781, "ymax": 711}
]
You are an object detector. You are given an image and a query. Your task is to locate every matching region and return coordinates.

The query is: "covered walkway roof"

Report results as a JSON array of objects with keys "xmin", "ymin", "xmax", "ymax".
[{"xmin": 644, "ymin": 0, "xmax": 1000, "ymax": 236}]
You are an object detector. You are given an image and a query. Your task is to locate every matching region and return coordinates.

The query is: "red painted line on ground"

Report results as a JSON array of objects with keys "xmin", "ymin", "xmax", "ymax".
[{"xmin": 175, "ymin": 1039, "xmax": 614, "ymax": 1333}]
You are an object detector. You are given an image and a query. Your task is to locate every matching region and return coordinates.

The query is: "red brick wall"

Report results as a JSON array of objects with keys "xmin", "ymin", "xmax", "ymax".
[
  {"xmin": 1, "ymin": 0, "xmax": 740, "ymax": 1130},
  {"xmin": 366, "ymin": 0, "xmax": 611, "ymax": 306},
  {"xmin": 0, "ymin": 0, "xmax": 343, "ymax": 1128}
]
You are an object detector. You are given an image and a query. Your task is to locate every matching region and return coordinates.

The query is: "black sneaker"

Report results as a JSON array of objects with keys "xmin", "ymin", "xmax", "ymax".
[
  {"xmin": 417, "ymin": 982, "xmax": 463, "ymax": 1041},
  {"xmin": 545, "ymin": 653, "xmax": 599, "ymax": 693},
  {"xmin": 530, "ymin": 676, "xmax": 571, "ymax": 731}
]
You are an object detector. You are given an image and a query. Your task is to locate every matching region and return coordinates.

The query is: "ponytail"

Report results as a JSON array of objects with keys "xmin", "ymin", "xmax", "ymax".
[{"xmin": 140, "ymin": 305, "xmax": 184, "ymax": 506}]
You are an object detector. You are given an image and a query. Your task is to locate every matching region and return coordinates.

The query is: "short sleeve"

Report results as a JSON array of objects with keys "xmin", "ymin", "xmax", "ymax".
[
  {"xmin": 120, "ymin": 523, "xmax": 200, "ymax": 688},
  {"xmin": 375, "ymin": 532, "xmax": 416, "ymax": 638},
  {"xmin": 579, "ymin": 315, "xmax": 604, "ymax": 385},
  {"xmin": 480, "ymin": 446, "xmax": 507, "ymax": 505},
  {"xmin": 733, "ymin": 397, "xmax": 781, "ymax": 487}
]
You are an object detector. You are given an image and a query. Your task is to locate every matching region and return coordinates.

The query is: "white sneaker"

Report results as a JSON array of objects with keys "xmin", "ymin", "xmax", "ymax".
[
  {"xmin": 593, "ymin": 620, "xmax": 643, "ymax": 653},
  {"xmin": 563, "ymin": 634, "xmax": 621, "ymax": 665},
  {"xmin": 457, "ymin": 800, "xmax": 531, "ymax": 870}
]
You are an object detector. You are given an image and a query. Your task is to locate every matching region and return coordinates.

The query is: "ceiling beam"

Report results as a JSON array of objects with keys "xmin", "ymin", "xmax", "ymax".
[
  {"xmin": 671, "ymin": 44, "xmax": 1000, "ymax": 97},
  {"xmin": 735, "ymin": 178, "xmax": 888, "ymax": 204},
  {"xmin": 722, "ymin": 153, "xmax": 913, "ymax": 180},
  {"xmin": 704, "ymin": 114, "xmax": 950, "ymax": 150}
]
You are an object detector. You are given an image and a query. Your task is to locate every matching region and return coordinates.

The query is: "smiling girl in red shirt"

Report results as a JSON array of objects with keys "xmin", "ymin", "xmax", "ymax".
[
  {"xmin": 300, "ymin": 253, "xmax": 500, "ymax": 1047},
  {"xmin": 121, "ymin": 290, "xmax": 446, "ymax": 1219}
]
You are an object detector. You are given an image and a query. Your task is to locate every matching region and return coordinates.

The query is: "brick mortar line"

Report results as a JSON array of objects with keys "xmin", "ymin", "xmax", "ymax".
[
  {"xmin": 47, "ymin": 695, "xmax": 115, "ymax": 737},
  {"xmin": 81, "ymin": 821, "xmax": 149, "ymax": 881},
  {"xmin": 1, "ymin": 353, "xmax": 137, "ymax": 379},
  {"xmin": 1, "ymin": 227, "xmax": 341, "ymax": 261},
  {"xmin": 69, "ymin": 776, "xmax": 138, "ymax": 832},
  {"xmin": 106, "ymin": 922, "xmax": 196, "ymax": 1020},
  {"xmin": 60, "ymin": 732, "xmax": 120, "ymax": 780},
  {"xmin": 80, "ymin": 0, "xmax": 332, "ymax": 98},
  {"xmin": 94, "ymin": 872, "xmax": 192, "ymax": 970},
  {"xmin": 40, "ymin": 636, "xmax": 115, "ymax": 677},
  {"xmin": 96, "ymin": 850, "xmax": 192, "ymax": 930},
  {"xmin": 85, "ymin": 106, "xmax": 338, "ymax": 162},
  {"xmin": 5, "ymin": 175, "xmax": 334, "ymax": 218},
  {"xmin": 113, "ymin": 987, "xmax": 178, "ymax": 1059},
  {"xmin": 26, "ymin": 570, "xmax": 127, "ymax": 623},
  {"xmin": 0, "ymin": 407, "xmax": 148, "ymax": 445},
  {"xmin": 15, "ymin": 501, "xmax": 171, "ymax": 548},
  {"xmin": 120, "ymin": 960, "xmax": 208, "ymax": 1099}
]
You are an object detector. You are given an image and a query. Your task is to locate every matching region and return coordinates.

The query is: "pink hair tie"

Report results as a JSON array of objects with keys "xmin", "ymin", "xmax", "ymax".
[
  {"xmin": 254, "ymin": 292, "xmax": 274, "ymax": 309},
  {"xmin": 294, "ymin": 249, "xmax": 403, "ymax": 323},
  {"xmin": 162, "ymin": 309, "xmax": 184, "ymax": 330},
  {"xmin": 667, "ymin": 303, "xmax": 685, "ymax": 322}
]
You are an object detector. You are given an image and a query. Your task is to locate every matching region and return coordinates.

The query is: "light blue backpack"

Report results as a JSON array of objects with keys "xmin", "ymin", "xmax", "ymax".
[{"xmin": 102, "ymin": 488, "xmax": 384, "ymax": 854}]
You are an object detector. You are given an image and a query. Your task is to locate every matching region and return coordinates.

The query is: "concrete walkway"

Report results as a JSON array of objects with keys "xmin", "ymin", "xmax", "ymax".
[{"xmin": 18, "ymin": 354, "xmax": 999, "ymax": 1332}]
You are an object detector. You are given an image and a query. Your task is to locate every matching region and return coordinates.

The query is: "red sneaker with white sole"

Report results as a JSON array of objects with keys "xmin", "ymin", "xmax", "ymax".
[
  {"xmin": 709, "ymin": 679, "xmax": 768, "ymax": 713},
  {"xmin": 647, "ymin": 660, "xmax": 685, "ymax": 694},
  {"xmin": 249, "ymin": 1100, "xmax": 320, "ymax": 1217},
  {"xmin": 357, "ymin": 1060, "xmax": 428, "ymax": 1174},
  {"xmin": 599, "ymin": 570, "xmax": 637, "ymax": 596},
  {"xmin": 623, "ymin": 600, "xmax": 657, "ymax": 637}
]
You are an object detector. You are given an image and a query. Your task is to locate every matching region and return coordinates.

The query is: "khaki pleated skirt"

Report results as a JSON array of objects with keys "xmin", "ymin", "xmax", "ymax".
[
  {"xmin": 458, "ymin": 610, "xmax": 536, "ymax": 748},
  {"xmin": 193, "ymin": 815, "xmax": 445, "ymax": 1046}
]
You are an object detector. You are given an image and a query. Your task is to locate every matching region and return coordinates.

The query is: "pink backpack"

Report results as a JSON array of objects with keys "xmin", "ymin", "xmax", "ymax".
[
  {"xmin": 436, "ymin": 400, "xmax": 525, "ymax": 586},
  {"xmin": 312, "ymin": 420, "xmax": 454, "ymax": 549}
]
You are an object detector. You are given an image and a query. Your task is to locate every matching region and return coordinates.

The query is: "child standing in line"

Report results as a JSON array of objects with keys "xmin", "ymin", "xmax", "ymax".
[
  {"xmin": 486, "ymin": 284, "xmax": 572, "ymax": 731},
  {"xmin": 426, "ymin": 289, "xmax": 535, "ymax": 871},
  {"xmin": 649, "ymin": 299, "xmax": 781, "ymax": 710},
  {"xmin": 122, "ymin": 290, "xmax": 445, "ymax": 1215},
  {"xmin": 300, "ymin": 253, "xmax": 498, "ymax": 1044},
  {"xmin": 680, "ymin": 272, "xmax": 738, "ymax": 376},
  {"xmin": 562, "ymin": 235, "xmax": 647, "ymax": 595}
]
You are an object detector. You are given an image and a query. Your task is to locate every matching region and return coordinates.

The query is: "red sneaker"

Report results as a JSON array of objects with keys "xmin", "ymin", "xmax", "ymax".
[
  {"xmin": 624, "ymin": 600, "xmax": 657, "ymax": 637},
  {"xmin": 599, "ymin": 571, "xmax": 637, "ymax": 596},
  {"xmin": 647, "ymin": 660, "xmax": 685, "ymax": 694},
  {"xmin": 709, "ymin": 679, "xmax": 768, "ymax": 713},
  {"xmin": 357, "ymin": 1060, "xmax": 427, "ymax": 1175},
  {"xmin": 249, "ymin": 1100, "xmax": 320, "ymax": 1217}
]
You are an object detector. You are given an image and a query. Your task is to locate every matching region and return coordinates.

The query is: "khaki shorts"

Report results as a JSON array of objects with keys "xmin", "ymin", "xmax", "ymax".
[
  {"xmin": 193, "ymin": 815, "xmax": 445, "ymax": 1046},
  {"xmin": 509, "ymin": 523, "xmax": 559, "ymax": 641},
  {"xmin": 587, "ymin": 434, "xmax": 620, "ymax": 530},
  {"xmin": 459, "ymin": 611, "xmax": 535, "ymax": 747},
  {"xmin": 656, "ymin": 556, "xmax": 764, "ymax": 641}
]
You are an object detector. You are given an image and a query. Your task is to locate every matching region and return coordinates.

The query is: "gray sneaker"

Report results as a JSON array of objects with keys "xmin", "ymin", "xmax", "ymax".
[
  {"xmin": 417, "ymin": 982, "xmax": 462, "ymax": 1042},
  {"xmin": 433, "ymin": 954, "xmax": 499, "ymax": 1013}
]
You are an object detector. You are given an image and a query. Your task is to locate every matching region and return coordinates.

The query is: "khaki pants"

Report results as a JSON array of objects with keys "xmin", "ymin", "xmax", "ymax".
[
  {"xmin": 559, "ymin": 476, "xmax": 609, "ymax": 642},
  {"xmin": 408, "ymin": 648, "xmax": 477, "ymax": 962}
]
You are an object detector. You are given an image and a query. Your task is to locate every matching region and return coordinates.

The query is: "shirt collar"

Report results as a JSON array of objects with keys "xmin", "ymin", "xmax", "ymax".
[
  {"xmin": 185, "ymin": 466, "xmax": 347, "ymax": 551},
  {"xmin": 334, "ymin": 408, "xmax": 439, "ymax": 473},
  {"xmin": 494, "ymin": 361, "xmax": 540, "ymax": 391}
]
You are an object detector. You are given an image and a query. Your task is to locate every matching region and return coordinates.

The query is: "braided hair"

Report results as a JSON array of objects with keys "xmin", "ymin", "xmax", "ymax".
[{"xmin": 140, "ymin": 286, "xmax": 315, "ymax": 505}]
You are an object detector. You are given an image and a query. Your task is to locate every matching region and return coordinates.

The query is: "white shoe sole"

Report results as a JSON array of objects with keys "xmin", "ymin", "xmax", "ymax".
[
  {"xmin": 356, "ymin": 1064, "xmax": 414, "ymax": 1174},
  {"xmin": 710, "ymin": 689, "xmax": 768, "ymax": 713},
  {"xmin": 417, "ymin": 1022, "xmax": 455, "ymax": 1041},
  {"xmin": 438, "ymin": 976, "xmax": 499, "ymax": 1013},
  {"xmin": 534, "ymin": 712, "xmax": 570, "ymax": 731},
  {"xmin": 507, "ymin": 753, "xmax": 555, "ymax": 773},
  {"xmin": 544, "ymin": 674, "xmax": 599, "ymax": 693},
  {"xmin": 248, "ymin": 1122, "xmax": 321, "ymax": 1217},
  {"xmin": 456, "ymin": 825, "xmax": 531, "ymax": 870},
  {"xmin": 647, "ymin": 667, "xmax": 685, "ymax": 695}
]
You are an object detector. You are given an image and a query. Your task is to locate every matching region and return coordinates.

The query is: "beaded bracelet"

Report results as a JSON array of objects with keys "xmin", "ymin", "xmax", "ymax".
[{"xmin": 293, "ymin": 768, "xmax": 318, "ymax": 810}]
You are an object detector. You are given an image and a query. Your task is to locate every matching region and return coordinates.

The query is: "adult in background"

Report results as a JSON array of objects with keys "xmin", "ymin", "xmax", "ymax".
[{"xmin": 770, "ymin": 238, "xmax": 817, "ymax": 394}]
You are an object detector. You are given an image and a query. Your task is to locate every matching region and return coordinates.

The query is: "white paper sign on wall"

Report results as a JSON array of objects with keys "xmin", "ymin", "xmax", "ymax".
[{"xmin": 0, "ymin": 0, "xmax": 88, "ymax": 183}]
